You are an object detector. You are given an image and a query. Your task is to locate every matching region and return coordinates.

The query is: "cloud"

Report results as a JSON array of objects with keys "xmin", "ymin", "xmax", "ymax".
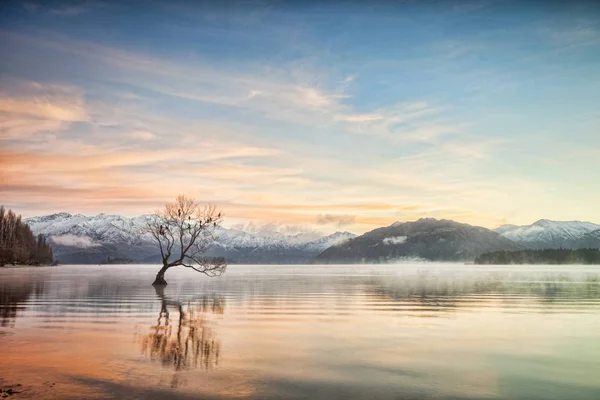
[
  {"xmin": 4, "ymin": 31, "xmax": 345, "ymax": 122},
  {"xmin": 297, "ymin": 87, "xmax": 338, "ymax": 108},
  {"xmin": 129, "ymin": 130, "xmax": 155, "ymax": 141},
  {"xmin": 1, "ymin": 32, "xmax": 408, "ymax": 136},
  {"xmin": 50, "ymin": 234, "xmax": 100, "ymax": 248},
  {"xmin": 0, "ymin": 80, "xmax": 87, "ymax": 139},
  {"xmin": 229, "ymin": 221, "xmax": 321, "ymax": 240},
  {"xmin": 0, "ymin": 96, "xmax": 86, "ymax": 121},
  {"xmin": 51, "ymin": 6, "xmax": 89, "ymax": 16},
  {"xmin": 22, "ymin": 2, "xmax": 39, "ymax": 12},
  {"xmin": 539, "ymin": 22, "xmax": 600, "ymax": 49},
  {"xmin": 1, "ymin": 31, "xmax": 468, "ymax": 149},
  {"xmin": 316, "ymin": 214, "xmax": 356, "ymax": 226},
  {"xmin": 23, "ymin": 1, "xmax": 99, "ymax": 17},
  {"xmin": 334, "ymin": 113, "xmax": 382, "ymax": 123},
  {"xmin": 0, "ymin": 118, "xmax": 66, "ymax": 140},
  {"xmin": 334, "ymin": 101, "xmax": 457, "ymax": 142},
  {"xmin": 342, "ymin": 74, "xmax": 357, "ymax": 85},
  {"xmin": 383, "ymin": 236, "xmax": 407, "ymax": 245}
]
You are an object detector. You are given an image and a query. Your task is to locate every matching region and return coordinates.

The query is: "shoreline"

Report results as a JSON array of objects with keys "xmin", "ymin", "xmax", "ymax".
[{"xmin": 0, "ymin": 264, "xmax": 58, "ymax": 268}]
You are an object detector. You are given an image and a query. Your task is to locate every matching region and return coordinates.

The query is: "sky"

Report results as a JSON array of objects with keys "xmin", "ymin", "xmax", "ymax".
[{"xmin": 1, "ymin": 0, "xmax": 599, "ymax": 234}]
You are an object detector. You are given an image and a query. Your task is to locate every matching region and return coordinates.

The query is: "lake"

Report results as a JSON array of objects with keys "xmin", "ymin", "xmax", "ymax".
[{"xmin": 1, "ymin": 264, "xmax": 600, "ymax": 399}]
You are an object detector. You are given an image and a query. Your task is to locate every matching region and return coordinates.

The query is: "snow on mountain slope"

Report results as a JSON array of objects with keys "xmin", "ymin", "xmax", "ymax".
[
  {"xmin": 494, "ymin": 219, "xmax": 600, "ymax": 249},
  {"xmin": 25, "ymin": 213, "xmax": 356, "ymax": 263},
  {"xmin": 573, "ymin": 230, "xmax": 600, "ymax": 249},
  {"xmin": 300, "ymin": 231, "xmax": 356, "ymax": 251},
  {"xmin": 26, "ymin": 213, "xmax": 154, "ymax": 245},
  {"xmin": 211, "ymin": 227, "xmax": 354, "ymax": 251}
]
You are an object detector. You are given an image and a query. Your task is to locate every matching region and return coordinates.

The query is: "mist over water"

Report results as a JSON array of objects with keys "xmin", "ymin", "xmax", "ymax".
[{"xmin": 1, "ymin": 264, "xmax": 600, "ymax": 399}]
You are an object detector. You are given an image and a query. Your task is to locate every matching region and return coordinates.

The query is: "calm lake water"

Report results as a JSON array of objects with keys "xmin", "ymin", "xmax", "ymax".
[{"xmin": 1, "ymin": 264, "xmax": 600, "ymax": 399}]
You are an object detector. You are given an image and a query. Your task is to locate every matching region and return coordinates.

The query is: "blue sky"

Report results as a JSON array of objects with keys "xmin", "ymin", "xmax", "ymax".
[{"xmin": 1, "ymin": 0, "xmax": 599, "ymax": 233}]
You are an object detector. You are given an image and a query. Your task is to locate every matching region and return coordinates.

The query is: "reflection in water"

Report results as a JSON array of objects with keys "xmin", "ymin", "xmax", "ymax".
[
  {"xmin": 2, "ymin": 265, "xmax": 600, "ymax": 399},
  {"xmin": 0, "ymin": 273, "xmax": 45, "ymax": 328},
  {"xmin": 363, "ymin": 272, "xmax": 600, "ymax": 314},
  {"xmin": 138, "ymin": 286, "xmax": 225, "ymax": 375}
]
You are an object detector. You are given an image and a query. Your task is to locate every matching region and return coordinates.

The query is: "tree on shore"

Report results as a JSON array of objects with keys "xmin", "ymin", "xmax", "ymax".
[
  {"xmin": 0, "ymin": 206, "xmax": 53, "ymax": 266},
  {"xmin": 146, "ymin": 195, "xmax": 226, "ymax": 285},
  {"xmin": 474, "ymin": 248, "xmax": 600, "ymax": 265}
]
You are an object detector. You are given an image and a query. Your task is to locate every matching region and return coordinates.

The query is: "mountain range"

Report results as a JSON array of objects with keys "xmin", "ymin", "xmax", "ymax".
[
  {"xmin": 24, "ymin": 213, "xmax": 356, "ymax": 264},
  {"xmin": 494, "ymin": 219, "xmax": 600, "ymax": 249},
  {"xmin": 25, "ymin": 213, "xmax": 600, "ymax": 264}
]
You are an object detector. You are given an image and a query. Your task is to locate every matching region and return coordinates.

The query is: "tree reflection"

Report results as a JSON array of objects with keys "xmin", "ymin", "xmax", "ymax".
[
  {"xmin": 139, "ymin": 286, "xmax": 225, "ymax": 373},
  {"xmin": 0, "ymin": 278, "xmax": 45, "ymax": 328}
]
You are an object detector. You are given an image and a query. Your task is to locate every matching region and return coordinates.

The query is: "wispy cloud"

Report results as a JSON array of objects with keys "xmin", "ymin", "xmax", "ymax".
[
  {"xmin": 315, "ymin": 214, "xmax": 356, "ymax": 226},
  {"xmin": 336, "ymin": 102, "xmax": 460, "ymax": 142},
  {"xmin": 539, "ymin": 21, "xmax": 600, "ymax": 49},
  {"xmin": 50, "ymin": 234, "xmax": 100, "ymax": 248},
  {"xmin": 23, "ymin": 1, "xmax": 102, "ymax": 17},
  {"xmin": 0, "ymin": 80, "xmax": 87, "ymax": 139},
  {"xmin": 51, "ymin": 6, "xmax": 88, "ymax": 16},
  {"xmin": 1, "ymin": 31, "xmax": 458, "ymax": 142},
  {"xmin": 383, "ymin": 236, "xmax": 407, "ymax": 245}
]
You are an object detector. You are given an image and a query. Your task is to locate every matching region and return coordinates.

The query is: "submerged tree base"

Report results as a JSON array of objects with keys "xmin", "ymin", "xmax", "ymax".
[{"xmin": 152, "ymin": 275, "xmax": 168, "ymax": 286}]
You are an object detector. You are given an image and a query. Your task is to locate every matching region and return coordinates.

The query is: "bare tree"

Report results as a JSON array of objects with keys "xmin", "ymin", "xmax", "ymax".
[{"xmin": 146, "ymin": 195, "xmax": 226, "ymax": 285}]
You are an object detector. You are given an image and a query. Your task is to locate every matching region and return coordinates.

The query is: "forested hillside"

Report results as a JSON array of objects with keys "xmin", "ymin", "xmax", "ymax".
[
  {"xmin": 0, "ymin": 206, "xmax": 53, "ymax": 266},
  {"xmin": 317, "ymin": 218, "xmax": 521, "ymax": 263},
  {"xmin": 475, "ymin": 248, "xmax": 600, "ymax": 265}
]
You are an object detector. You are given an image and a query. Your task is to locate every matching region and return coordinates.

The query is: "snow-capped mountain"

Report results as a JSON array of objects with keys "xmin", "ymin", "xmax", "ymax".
[
  {"xmin": 494, "ymin": 219, "xmax": 600, "ymax": 249},
  {"xmin": 26, "ymin": 213, "xmax": 154, "ymax": 245},
  {"xmin": 25, "ymin": 213, "xmax": 356, "ymax": 264}
]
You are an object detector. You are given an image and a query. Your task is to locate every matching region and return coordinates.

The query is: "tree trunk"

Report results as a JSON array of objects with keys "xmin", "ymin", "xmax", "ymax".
[{"xmin": 153, "ymin": 264, "xmax": 170, "ymax": 286}]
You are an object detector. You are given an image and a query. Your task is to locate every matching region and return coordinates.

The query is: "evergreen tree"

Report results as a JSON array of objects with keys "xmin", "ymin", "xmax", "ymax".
[
  {"xmin": 0, "ymin": 206, "xmax": 53, "ymax": 266},
  {"xmin": 475, "ymin": 248, "xmax": 600, "ymax": 265}
]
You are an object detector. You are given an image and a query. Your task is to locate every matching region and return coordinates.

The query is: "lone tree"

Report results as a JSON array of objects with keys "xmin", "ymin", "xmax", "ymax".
[{"xmin": 146, "ymin": 195, "xmax": 226, "ymax": 285}]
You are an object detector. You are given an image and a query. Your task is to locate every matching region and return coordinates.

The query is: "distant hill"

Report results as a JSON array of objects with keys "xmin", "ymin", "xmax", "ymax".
[
  {"xmin": 25, "ymin": 213, "xmax": 356, "ymax": 264},
  {"xmin": 475, "ymin": 248, "xmax": 600, "ymax": 265},
  {"xmin": 495, "ymin": 220, "xmax": 600, "ymax": 249},
  {"xmin": 316, "ymin": 218, "xmax": 522, "ymax": 263}
]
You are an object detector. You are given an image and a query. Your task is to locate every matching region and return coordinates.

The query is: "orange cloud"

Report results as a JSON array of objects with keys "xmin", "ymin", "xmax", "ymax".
[{"xmin": 0, "ymin": 97, "xmax": 86, "ymax": 121}]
